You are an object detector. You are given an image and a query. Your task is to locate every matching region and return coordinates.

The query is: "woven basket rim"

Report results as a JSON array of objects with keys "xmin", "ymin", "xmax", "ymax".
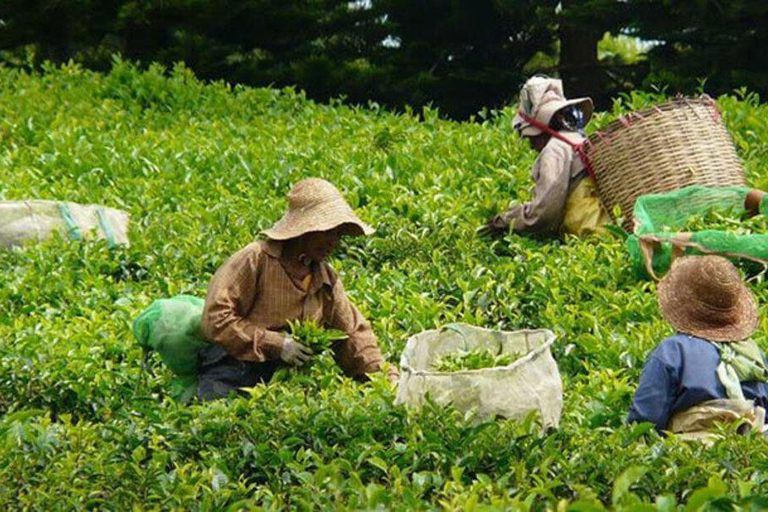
[
  {"xmin": 580, "ymin": 94, "xmax": 743, "ymax": 230},
  {"xmin": 586, "ymin": 95, "xmax": 719, "ymax": 141}
]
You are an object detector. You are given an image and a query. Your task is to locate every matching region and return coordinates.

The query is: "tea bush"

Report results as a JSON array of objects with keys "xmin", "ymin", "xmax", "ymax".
[{"xmin": 1, "ymin": 60, "xmax": 768, "ymax": 510}]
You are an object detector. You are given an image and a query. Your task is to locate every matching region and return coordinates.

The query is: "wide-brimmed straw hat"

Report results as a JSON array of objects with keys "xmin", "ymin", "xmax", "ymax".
[
  {"xmin": 262, "ymin": 178, "xmax": 374, "ymax": 241},
  {"xmin": 657, "ymin": 256, "xmax": 759, "ymax": 342},
  {"xmin": 512, "ymin": 76, "xmax": 593, "ymax": 137}
]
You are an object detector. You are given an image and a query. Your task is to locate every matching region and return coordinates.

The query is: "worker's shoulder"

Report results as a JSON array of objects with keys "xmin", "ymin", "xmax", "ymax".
[
  {"xmin": 240, "ymin": 240, "xmax": 269, "ymax": 256},
  {"xmin": 652, "ymin": 333, "xmax": 716, "ymax": 361},
  {"xmin": 219, "ymin": 240, "xmax": 271, "ymax": 267},
  {"xmin": 542, "ymin": 131, "xmax": 585, "ymax": 155}
]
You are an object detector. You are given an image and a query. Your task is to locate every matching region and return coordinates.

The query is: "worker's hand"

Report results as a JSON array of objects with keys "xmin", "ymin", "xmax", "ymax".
[
  {"xmin": 477, "ymin": 212, "xmax": 511, "ymax": 239},
  {"xmin": 279, "ymin": 335, "xmax": 314, "ymax": 367},
  {"xmin": 745, "ymin": 189, "xmax": 766, "ymax": 217},
  {"xmin": 385, "ymin": 364, "xmax": 399, "ymax": 385}
]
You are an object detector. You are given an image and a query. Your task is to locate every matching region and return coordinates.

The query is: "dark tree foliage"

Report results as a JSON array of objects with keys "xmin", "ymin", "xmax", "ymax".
[
  {"xmin": 557, "ymin": 0, "xmax": 638, "ymax": 107},
  {"xmin": 629, "ymin": 0, "xmax": 768, "ymax": 98},
  {"xmin": 0, "ymin": 0, "xmax": 559, "ymax": 118},
  {"xmin": 0, "ymin": 1, "xmax": 374, "ymax": 97},
  {"xmin": 558, "ymin": 0, "xmax": 768, "ymax": 103},
  {"xmin": 0, "ymin": 1, "xmax": 764, "ymax": 119},
  {"xmin": 367, "ymin": 0, "xmax": 559, "ymax": 118},
  {"xmin": 0, "ymin": 0, "xmax": 125, "ymax": 63}
]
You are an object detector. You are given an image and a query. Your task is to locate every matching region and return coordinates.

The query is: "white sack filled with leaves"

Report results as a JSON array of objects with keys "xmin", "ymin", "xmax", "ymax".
[{"xmin": 395, "ymin": 323, "xmax": 563, "ymax": 428}]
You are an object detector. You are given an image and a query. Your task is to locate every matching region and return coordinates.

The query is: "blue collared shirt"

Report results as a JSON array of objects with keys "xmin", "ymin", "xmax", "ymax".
[{"xmin": 628, "ymin": 334, "xmax": 768, "ymax": 431}]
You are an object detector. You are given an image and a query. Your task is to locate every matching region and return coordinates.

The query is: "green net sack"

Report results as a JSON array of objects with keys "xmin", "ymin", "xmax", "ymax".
[
  {"xmin": 132, "ymin": 295, "xmax": 210, "ymax": 401},
  {"xmin": 627, "ymin": 186, "xmax": 768, "ymax": 279}
]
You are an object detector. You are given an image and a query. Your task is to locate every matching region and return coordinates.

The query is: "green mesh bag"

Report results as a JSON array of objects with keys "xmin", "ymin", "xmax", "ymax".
[
  {"xmin": 627, "ymin": 186, "xmax": 768, "ymax": 279},
  {"xmin": 132, "ymin": 295, "xmax": 210, "ymax": 401}
]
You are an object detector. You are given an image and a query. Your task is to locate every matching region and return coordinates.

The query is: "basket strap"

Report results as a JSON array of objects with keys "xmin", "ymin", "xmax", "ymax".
[
  {"xmin": 700, "ymin": 95, "xmax": 723, "ymax": 123},
  {"xmin": 638, "ymin": 237, "xmax": 661, "ymax": 281},
  {"xmin": 517, "ymin": 111, "xmax": 597, "ymax": 182},
  {"xmin": 638, "ymin": 233, "xmax": 691, "ymax": 282}
]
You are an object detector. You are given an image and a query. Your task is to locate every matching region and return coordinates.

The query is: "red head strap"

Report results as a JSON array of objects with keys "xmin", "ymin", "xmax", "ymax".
[{"xmin": 517, "ymin": 111, "xmax": 597, "ymax": 182}]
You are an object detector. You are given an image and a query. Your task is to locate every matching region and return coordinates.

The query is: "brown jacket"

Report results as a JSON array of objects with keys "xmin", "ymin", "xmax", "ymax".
[{"xmin": 201, "ymin": 240, "xmax": 393, "ymax": 379}]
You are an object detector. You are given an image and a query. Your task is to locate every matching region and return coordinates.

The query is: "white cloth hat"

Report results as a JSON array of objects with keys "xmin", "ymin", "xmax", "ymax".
[{"xmin": 512, "ymin": 76, "xmax": 593, "ymax": 137}]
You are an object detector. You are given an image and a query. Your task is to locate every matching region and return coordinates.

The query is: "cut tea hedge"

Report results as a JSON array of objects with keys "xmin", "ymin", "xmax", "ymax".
[{"xmin": 1, "ymin": 60, "xmax": 768, "ymax": 510}]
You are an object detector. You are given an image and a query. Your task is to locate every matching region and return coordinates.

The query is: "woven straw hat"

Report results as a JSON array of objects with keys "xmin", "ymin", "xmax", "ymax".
[
  {"xmin": 657, "ymin": 256, "xmax": 759, "ymax": 342},
  {"xmin": 262, "ymin": 178, "xmax": 374, "ymax": 241},
  {"xmin": 512, "ymin": 76, "xmax": 593, "ymax": 137}
]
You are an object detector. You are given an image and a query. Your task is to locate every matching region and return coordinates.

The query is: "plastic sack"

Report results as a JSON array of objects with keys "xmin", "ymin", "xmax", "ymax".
[
  {"xmin": 132, "ymin": 295, "xmax": 209, "ymax": 401},
  {"xmin": 626, "ymin": 185, "xmax": 768, "ymax": 280},
  {"xmin": 0, "ymin": 200, "xmax": 130, "ymax": 249},
  {"xmin": 395, "ymin": 324, "xmax": 562, "ymax": 428}
]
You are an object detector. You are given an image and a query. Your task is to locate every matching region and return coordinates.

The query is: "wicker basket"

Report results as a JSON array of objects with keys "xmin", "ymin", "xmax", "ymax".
[{"xmin": 583, "ymin": 96, "xmax": 746, "ymax": 230}]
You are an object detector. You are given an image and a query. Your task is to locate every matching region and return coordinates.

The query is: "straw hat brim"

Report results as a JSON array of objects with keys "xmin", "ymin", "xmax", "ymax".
[
  {"xmin": 262, "ymin": 199, "xmax": 374, "ymax": 241},
  {"xmin": 515, "ymin": 97, "xmax": 594, "ymax": 137},
  {"xmin": 657, "ymin": 266, "xmax": 759, "ymax": 342}
]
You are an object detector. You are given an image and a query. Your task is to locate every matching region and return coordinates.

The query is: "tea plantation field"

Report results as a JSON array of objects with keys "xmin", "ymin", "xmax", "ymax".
[{"xmin": 1, "ymin": 61, "xmax": 768, "ymax": 510}]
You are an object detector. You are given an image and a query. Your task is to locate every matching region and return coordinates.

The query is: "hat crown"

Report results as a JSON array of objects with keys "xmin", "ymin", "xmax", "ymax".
[
  {"xmin": 657, "ymin": 255, "xmax": 758, "ymax": 342},
  {"xmin": 685, "ymin": 257, "xmax": 741, "ymax": 310},
  {"xmin": 520, "ymin": 77, "xmax": 565, "ymax": 118},
  {"xmin": 262, "ymin": 177, "xmax": 373, "ymax": 240},
  {"xmin": 287, "ymin": 178, "xmax": 344, "ymax": 211}
]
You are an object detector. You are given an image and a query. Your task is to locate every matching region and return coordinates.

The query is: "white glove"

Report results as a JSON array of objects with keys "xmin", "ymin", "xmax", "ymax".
[{"xmin": 279, "ymin": 335, "xmax": 314, "ymax": 367}]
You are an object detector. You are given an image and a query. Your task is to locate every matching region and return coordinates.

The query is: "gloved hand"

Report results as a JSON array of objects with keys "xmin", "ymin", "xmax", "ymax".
[{"xmin": 279, "ymin": 335, "xmax": 314, "ymax": 367}]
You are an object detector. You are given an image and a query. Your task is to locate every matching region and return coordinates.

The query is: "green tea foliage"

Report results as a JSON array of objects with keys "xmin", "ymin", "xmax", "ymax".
[
  {"xmin": 1, "ymin": 61, "xmax": 768, "ymax": 510},
  {"xmin": 682, "ymin": 210, "xmax": 768, "ymax": 235},
  {"xmin": 433, "ymin": 349, "xmax": 518, "ymax": 372}
]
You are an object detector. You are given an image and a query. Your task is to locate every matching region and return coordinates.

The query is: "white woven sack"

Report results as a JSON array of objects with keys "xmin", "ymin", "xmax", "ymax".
[
  {"xmin": 395, "ymin": 324, "xmax": 562, "ymax": 428},
  {"xmin": 0, "ymin": 200, "xmax": 130, "ymax": 249}
]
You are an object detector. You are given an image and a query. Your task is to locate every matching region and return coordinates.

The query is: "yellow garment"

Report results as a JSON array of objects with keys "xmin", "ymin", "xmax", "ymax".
[{"xmin": 560, "ymin": 177, "xmax": 611, "ymax": 236}]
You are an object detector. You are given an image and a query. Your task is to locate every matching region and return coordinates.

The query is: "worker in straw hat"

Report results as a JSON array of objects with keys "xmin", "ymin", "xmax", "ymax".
[
  {"xmin": 198, "ymin": 178, "xmax": 397, "ymax": 400},
  {"xmin": 628, "ymin": 256, "xmax": 768, "ymax": 440},
  {"xmin": 482, "ymin": 75, "xmax": 610, "ymax": 238}
]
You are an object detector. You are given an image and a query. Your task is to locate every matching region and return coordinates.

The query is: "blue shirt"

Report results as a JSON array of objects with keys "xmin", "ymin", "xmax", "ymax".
[{"xmin": 628, "ymin": 334, "xmax": 768, "ymax": 431}]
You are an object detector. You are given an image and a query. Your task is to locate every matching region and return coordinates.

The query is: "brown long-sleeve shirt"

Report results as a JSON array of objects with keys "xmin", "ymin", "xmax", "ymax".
[{"xmin": 201, "ymin": 240, "xmax": 393, "ymax": 379}]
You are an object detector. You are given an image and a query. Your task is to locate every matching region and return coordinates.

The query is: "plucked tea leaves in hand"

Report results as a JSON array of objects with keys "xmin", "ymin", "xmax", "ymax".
[{"xmin": 288, "ymin": 319, "xmax": 348, "ymax": 353}]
